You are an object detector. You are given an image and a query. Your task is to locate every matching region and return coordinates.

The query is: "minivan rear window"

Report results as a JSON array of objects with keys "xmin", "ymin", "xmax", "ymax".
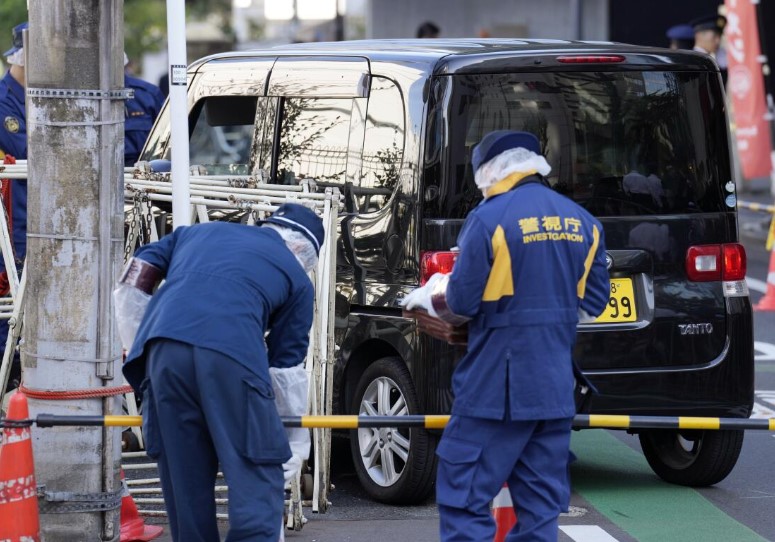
[{"xmin": 425, "ymin": 71, "xmax": 731, "ymax": 219}]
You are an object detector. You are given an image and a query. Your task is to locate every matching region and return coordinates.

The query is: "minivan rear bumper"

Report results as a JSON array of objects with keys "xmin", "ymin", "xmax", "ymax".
[{"xmin": 583, "ymin": 296, "xmax": 754, "ymax": 418}]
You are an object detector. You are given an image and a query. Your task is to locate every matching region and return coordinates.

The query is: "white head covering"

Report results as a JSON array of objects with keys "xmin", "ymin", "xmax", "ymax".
[
  {"xmin": 6, "ymin": 48, "xmax": 24, "ymax": 67},
  {"xmin": 262, "ymin": 223, "xmax": 318, "ymax": 273},
  {"xmin": 474, "ymin": 147, "xmax": 552, "ymax": 197}
]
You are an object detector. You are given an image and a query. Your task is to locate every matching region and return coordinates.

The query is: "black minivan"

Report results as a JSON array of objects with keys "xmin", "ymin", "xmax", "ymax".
[{"xmin": 137, "ymin": 39, "xmax": 754, "ymax": 504}]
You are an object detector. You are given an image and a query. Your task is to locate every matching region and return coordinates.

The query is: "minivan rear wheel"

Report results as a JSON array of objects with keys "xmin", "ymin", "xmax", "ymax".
[
  {"xmin": 349, "ymin": 356, "xmax": 436, "ymax": 503},
  {"xmin": 638, "ymin": 429, "xmax": 743, "ymax": 486}
]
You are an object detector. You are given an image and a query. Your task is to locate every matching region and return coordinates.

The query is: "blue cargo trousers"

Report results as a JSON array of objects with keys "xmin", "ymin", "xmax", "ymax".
[
  {"xmin": 436, "ymin": 415, "xmax": 573, "ymax": 542},
  {"xmin": 141, "ymin": 339, "xmax": 286, "ymax": 542}
]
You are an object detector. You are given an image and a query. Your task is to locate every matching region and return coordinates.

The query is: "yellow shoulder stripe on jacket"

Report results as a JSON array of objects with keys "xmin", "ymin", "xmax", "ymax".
[
  {"xmin": 485, "ymin": 170, "xmax": 537, "ymax": 198},
  {"xmin": 577, "ymin": 224, "xmax": 600, "ymax": 299},
  {"xmin": 483, "ymin": 225, "xmax": 514, "ymax": 301}
]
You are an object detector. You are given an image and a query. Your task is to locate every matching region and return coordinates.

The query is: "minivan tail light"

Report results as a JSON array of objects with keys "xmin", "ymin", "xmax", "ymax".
[
  {"xmin": 556, "ymin": 55, "xmax": 625, "ymax": 64},
  {"xmin": 685, "ymin": 243, "xmax": 747, "ymax": 282},
  {"xmin": 420, "ymin": 251, "xmax": 458, "ymax": 285},
  {"xmin": 722, "ymin": 243, "xmax": 746, "ymax": 281},
  {"xmin": 686, "ymin": 245, "xmax": 721, "ymax": 281}
]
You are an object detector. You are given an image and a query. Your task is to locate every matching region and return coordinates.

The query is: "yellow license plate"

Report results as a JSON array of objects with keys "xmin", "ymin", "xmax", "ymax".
[{"xmin": 594, "ymin": 278, "xmax": 637, "ymax": 323}]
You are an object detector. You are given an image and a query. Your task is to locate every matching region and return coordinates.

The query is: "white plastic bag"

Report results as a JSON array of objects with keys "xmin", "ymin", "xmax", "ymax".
[
  {"xmin": 269, "ymin": 364, "xmax": 310, "ymax": 484},
  {"xmin": 112, "ymin": 283, "xmax": 151, "ymax": 350}
]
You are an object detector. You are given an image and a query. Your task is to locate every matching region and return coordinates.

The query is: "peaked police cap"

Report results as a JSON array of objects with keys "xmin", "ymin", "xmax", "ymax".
[
  {"xmin": 666, "ymin": 24, "xmax": 694, "ymax": 41},
  {"xmin": 690, "ymin": 14, "xmax": 726, "ymax": 34},
  {"xmin": 4, "ymin": 22, "xmax": 27, "ymax": 57},
  {"xmin": 471, "ymin": 130, "xmax": 541, "ymax": 173},
  {"xmin": 259, "ymin": 203, "xmax": 325, "ymax": 254}
]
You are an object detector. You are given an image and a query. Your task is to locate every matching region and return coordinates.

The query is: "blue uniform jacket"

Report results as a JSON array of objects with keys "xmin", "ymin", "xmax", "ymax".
[
  {"xmin": 124, "ymin": 74, "xmax": 164, "ymax": 167},
  {"xmin": 0, "ymin": 71, "xmax": 28, "ymax": 263},
  {"xmin": 446, "ymin": 174, "xmax": 610, "ymax": 421},
  {"xmin": 123, "ymin": 222, "xmax": 314, "ymax": 392}
]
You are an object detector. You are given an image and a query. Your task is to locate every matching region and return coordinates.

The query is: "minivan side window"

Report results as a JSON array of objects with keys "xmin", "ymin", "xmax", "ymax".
[
  {"xmin": 188, "ymin": 96, "xmax": 258, "ymax": 175},
  {"xmin": 357, "ymin": 77, "xmax": 405, "ymax": 213},
  {"xmin": 275, "ymin": 98, "xmax": 352, "ymax": 185}
]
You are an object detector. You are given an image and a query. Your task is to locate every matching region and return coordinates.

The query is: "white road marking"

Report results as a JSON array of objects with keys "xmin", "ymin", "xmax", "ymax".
[
  {"xmin": 755, "ymin": 391, "xmax": 775, "ymax": 408},
  {"xmin": 560, "ymin": 525, "xmax": 620, "ymax": 541},
  {"xmin": 747, "ymin": 276, "xmax": 768, "ymax": 294},
  {"xmin": 751, "ymin": 401, "xmax": 775, "ymax": 419},
  {"xmin": 755, "ymin": 342, "xmax": 775, "ymax": 362}
]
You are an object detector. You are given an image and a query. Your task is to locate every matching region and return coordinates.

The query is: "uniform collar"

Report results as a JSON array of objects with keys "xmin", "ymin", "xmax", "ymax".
[
  {"xmin": 485, "ymin": 170, "xmax": 538, "ymax": 199},
  {"xmin": 2, "ymin": 71, "xmax": 25, "ymax": 104},
  {"xmin": 693, "ymin": 45, "xmax": 715, "ymax": 58}
]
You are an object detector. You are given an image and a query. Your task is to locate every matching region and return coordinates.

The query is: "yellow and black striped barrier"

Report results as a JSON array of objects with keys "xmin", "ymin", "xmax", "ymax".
[
  {"xmin": 738, "ymin": 199, "xmax": 775, "ymax": 250},
  {"xmin": 1, "ymin": 413, "xmax": 771, "ymax": 431},
  {"xmin": 737, "ymin": 200, "xmax": 775, "ymax": 214}
]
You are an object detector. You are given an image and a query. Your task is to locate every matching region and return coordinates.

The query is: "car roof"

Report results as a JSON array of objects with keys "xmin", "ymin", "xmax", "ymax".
[{"xmin": 192, "ymin": 38, "xmax": 719, "ymax": 75}]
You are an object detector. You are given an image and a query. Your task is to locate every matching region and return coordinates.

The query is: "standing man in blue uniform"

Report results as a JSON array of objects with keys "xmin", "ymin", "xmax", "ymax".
[
  {"xmin": 402, "ymin": 131, "xmax": 610, "ymax": 541},
  {"xmin": 124, "ymin": 53, "xmax": 165, "ymax": 167},
  {"xmin": 118, "ymin": 203, "xmax": 324, "ymax": 542},
  {"xmin": 0, "ymin": 21, "xmax": 29, "ymax": 264},
  {"xmin": 0, "ymin": 22, "xmax": 29, "ymax": 391}
]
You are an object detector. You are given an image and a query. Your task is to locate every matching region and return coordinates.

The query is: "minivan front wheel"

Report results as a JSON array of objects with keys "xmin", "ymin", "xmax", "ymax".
[
  {"xmin": 349, "ymin": 357, "xmax": 436, "ymax": 503},
  {"xmin": 638, "ymin": 429, "xmax": 744, "ymax": 486}
]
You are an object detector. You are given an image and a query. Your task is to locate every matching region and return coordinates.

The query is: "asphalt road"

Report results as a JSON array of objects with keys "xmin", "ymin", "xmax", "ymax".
[{"xmin": 146, "ymin": 200, "xmax": 775, "ymax": 542}]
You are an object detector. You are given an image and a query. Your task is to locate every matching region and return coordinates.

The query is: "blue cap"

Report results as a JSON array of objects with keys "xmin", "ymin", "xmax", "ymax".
[
  {"xmin": 666, "ymin": 24, "xmax": 694, "ymax": 41},
  {"xmin": 4, "ymin": 22, "xmax": 28, "ymax": 57},
  {"xmin": 471, "ymin": 131, "xmax": 541, "ymax": 173},
  {"xmin": 148, "ymin": 159, "xmax": 172, "ymax": 173},
  {"xmin": 260, "ymin": 203, "xmax": 325, "ymax": 254},
  {"xmin": 690, "ymin": 14, "xmax": 727, "ymax": 34}
]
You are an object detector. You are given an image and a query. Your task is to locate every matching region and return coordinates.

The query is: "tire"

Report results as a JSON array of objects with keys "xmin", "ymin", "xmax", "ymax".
[
  {"xmin": 349, "ymin": 356, "xmax": 437, "ymax": 503},
  {"xmin": 122, "ymin": 429, "xmax": 141, "ymax": 453},
  {"xmin": 638, "ymin": 429, "xmax": 744, "ymax": 486}
]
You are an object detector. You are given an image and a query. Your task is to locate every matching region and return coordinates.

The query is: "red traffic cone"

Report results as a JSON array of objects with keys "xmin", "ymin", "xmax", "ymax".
[
  {"xmin": 492, "ymin": 484, "xmax": 517, "ymax": 542},
  {"xmin": 0, "ymin": 392, "xmax": 40, "ymax": 542},
  {"xmin": 754, "ymin": 246, "xmax": 775, "ymax": 311},
  {"xmin": 120, "ymin": 469, "xmax": 163, "ymax": 542}
]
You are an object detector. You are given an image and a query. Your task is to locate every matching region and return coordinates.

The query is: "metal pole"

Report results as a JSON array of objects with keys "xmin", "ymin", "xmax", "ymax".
[
  {"xmin": 22, "ymin": 413, "xmax": 775, "ymax": 432},
  {"xmin": 166, "ymin": 0, "xmax": 191, "ymax": 227},
  {"xmin": 26, "ymin": 1, "xmax": 124, "ymax": 539},
  {"xmin": 569, "ymin": 0, "xmax": 583, "ymax": 40},
  {"xmin": 335, "ymin": 0, "xmax": 345, "ymax": 41}
]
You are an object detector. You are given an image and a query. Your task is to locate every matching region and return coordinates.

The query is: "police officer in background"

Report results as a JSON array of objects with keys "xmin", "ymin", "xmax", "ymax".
[
  {"xmin": 0, "ymin": 22, "xmax": 29, "ymax": 391},
  {"xmin": 117, "ymin": 203, "xmax": 324, "ymax": 541},
  {"xmin": 123, "ymin": 52, "xmax": 164, "ymax": 166},
  {"xmin": 691, "ymin": 13, "xmax": 728, "ymax": 83},
  {"xmin": 666, "ymin": 24, "xmax": 694, "ymax": 50},
  {"xmin": 402, "ymin": 131, "xmax": 610, "ymax": 541},
  {"xmin": 416, "ymin": 21, "xmax": 441, "ymax": 38}
]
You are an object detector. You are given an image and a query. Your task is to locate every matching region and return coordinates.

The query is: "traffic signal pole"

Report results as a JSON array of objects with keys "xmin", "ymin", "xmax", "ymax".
[{"xmin": 25, "ymin": 1, "xmax": 125, "ymax": 539}]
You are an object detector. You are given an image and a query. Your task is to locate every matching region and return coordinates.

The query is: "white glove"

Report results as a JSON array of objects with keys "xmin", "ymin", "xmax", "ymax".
[
  {"xmin": 399, "ymin": 273, "xmax": 446, "ymax": 316},
  {"xmin": 283, "ymin": 454, "xmax": 303, "ymax": 484},
  {"xmin": 578, "ymin": 307, "xmax": 597, "ymax": 324},
  {"xmin": 112, "ymin": 283, "xmax": 152, "ymax": 350},
  {"xmin": 270, "ymin": 365, "xmax": 310, "ymax": 486}
]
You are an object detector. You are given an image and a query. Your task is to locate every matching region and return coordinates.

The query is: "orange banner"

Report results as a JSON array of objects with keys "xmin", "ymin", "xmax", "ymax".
[{"xmin": 725, "ymin": 0, "xmax": 773, "ymax": 180}]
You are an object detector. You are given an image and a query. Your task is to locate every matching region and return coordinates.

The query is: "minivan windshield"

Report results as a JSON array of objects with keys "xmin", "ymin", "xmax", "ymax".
[{"xmin": 425, "ymin": 71, "xmax": 732, "ymax": 219}]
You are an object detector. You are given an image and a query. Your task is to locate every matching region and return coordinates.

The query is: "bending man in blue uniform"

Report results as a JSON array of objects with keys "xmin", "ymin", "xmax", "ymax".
[
  {"xmin": 402, "ymin": 131, "xmax": 610, "ymax": 541},
  {"xmin": 117, "ymin": 203, "xmax": 324, "ymax": 542}
]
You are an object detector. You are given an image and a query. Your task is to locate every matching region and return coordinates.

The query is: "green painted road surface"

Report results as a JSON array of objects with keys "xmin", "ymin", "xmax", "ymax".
[{"xmin": 571, "ymin": 430, "xmax": 769, "ymax": 542}]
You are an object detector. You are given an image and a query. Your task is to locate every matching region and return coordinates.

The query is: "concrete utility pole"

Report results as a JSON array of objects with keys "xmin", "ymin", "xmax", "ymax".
[{"xmin": 25, "ymin": 1, "xmax": 125, "ymax": 540}]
